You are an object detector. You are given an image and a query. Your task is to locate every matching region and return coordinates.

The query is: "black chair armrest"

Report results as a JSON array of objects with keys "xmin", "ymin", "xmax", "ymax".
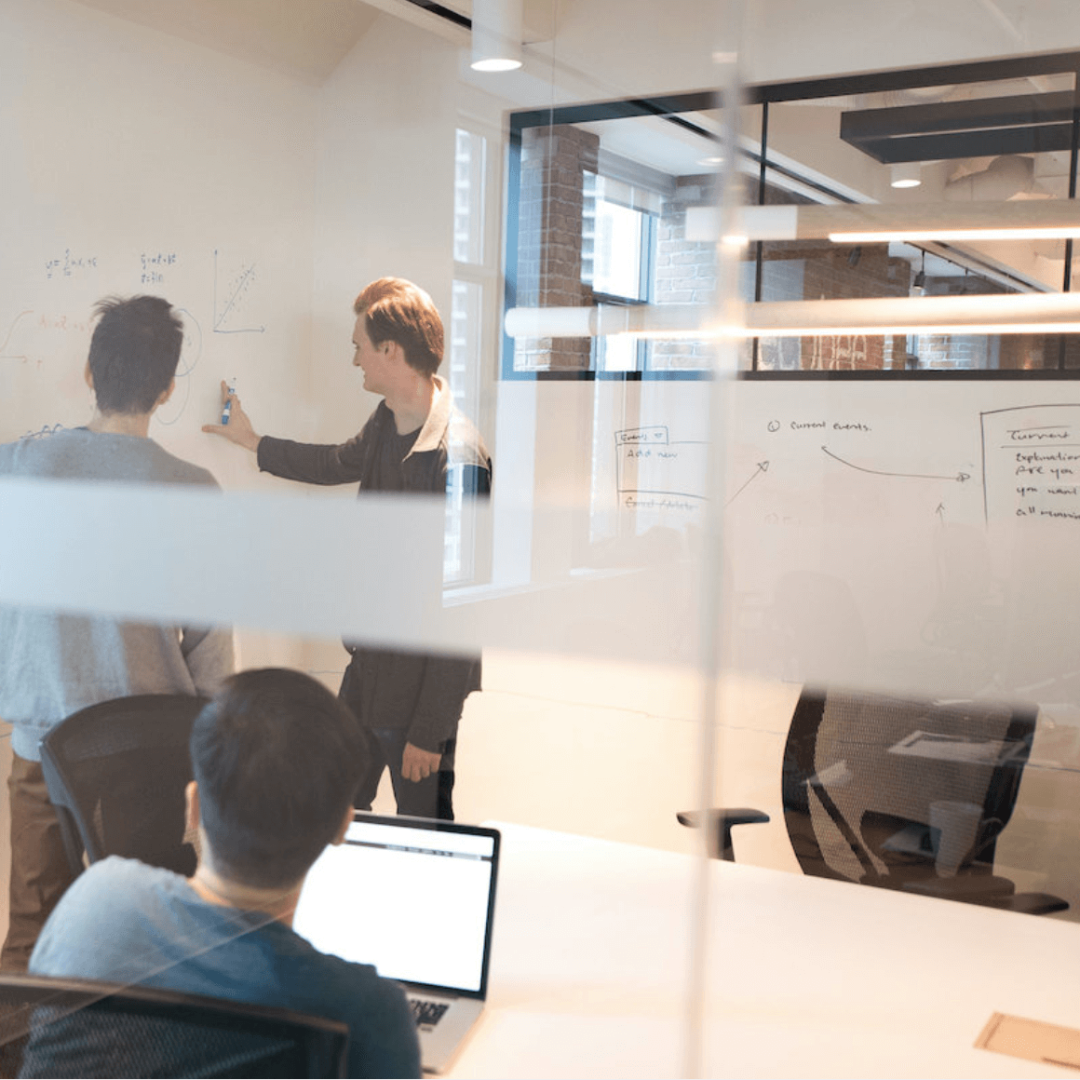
[
  {"xmin": 901, "ymin": 873, "xmax": 1014, "ymax": 903},
  {"xmin": 902, "ymin": 875, "xmax": 1070, "ymax": 915},
  {"xmin": 677, "ymin": 808, "xmax": 770, "ymax": 860},
  {"xmin": 991, "ymin": 892, "xmax": 1071, "ymax": 916}
]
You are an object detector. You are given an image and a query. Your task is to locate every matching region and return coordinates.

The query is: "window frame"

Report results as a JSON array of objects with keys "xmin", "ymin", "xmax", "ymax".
[
  {"xmin": 501, "ymin": 50, "xmax": 1080, "ymax": 381},
  {"xmin": 444, "ymin": 117, "xmax": 502, "ymax": 587}
]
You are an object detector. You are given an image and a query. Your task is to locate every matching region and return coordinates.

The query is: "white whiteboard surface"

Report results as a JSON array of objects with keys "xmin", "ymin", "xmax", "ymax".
[
  {"xmin": 551, "ymin": 375, "xmax": 1080, "ymax": 705},
  {"xmin": 0, "ymin": 0, "xmax": 318, "ymax": 491}
]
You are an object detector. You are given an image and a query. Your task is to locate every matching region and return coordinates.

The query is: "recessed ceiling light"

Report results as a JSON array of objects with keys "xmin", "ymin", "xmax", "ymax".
[{"xmin": 890, "ymin": 162, "xmax": 923, "ymax": 189}]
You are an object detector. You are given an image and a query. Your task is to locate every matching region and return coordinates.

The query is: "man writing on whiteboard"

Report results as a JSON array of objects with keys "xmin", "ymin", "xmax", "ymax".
[{"xmin": 204, "ymin": 278, "xmax": 490, "ymax": 821}]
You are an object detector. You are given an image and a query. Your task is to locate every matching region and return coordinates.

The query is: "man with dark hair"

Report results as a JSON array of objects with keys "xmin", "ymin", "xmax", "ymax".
[
  {"xmin": 29, "ymin": 668, "xmax": 421, "ymax": 1079},
  {"xmin": 86, "ymin": 294, "xmax": 186, "ymax": 414},
  {"xmin": 204, "ymin": 278, "xmax": 490, "ymax": 821},
  {"xmin": 0, "ymin": 294, "xmax": 234, "ymax": 969}
]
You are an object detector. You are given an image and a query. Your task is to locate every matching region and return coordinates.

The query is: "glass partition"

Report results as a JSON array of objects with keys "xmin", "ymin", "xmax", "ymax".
[
  {"xmin": 504, "ymin": 52, "xmax": 1080, "ymax": 376},
  {"xmin": 1, "ymin": 2, "xmax": 1079, "ymax": 1078}
]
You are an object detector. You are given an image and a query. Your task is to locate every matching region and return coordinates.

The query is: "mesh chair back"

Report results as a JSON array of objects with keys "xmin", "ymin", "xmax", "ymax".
[
  {"xmin": 782, "ymin": 688, "xmax": 1035, "ymax": 890},
  {"xmin": 0, "ymin": 973, "xmax": 347, "ymax": 1078},
  {"xmin": 40, "ymin": 695, "xmax": 208, "ymax": 877}
]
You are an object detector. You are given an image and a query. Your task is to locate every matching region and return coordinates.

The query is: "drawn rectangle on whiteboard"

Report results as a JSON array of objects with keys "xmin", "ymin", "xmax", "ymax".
[
  {"xmin": 616, "ymin": 426, "xmax": 668, "ymax": 446},
  {"xmin": 615, "ymin": 426, "xmax": 708, "ymax": 511},
  {"xmin": 980, "ymin": 403, "xmax": 1080, "ymax": 525}
]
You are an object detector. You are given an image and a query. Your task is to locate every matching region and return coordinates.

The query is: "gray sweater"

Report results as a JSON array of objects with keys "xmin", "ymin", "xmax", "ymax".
[{"xmin": 0, "ymin": 428, "xmax": 234, "ymax": 761}]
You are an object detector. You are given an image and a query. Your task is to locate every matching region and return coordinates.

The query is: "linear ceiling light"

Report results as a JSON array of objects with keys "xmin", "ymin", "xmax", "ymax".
[
  {"xmin": 721, "ymin": 200, "xmax": 1080, "ymax": 245},
  {"xmin": 830, "ymin": 227, "xmax": 1080, "ymax": 243},
  {"xmin": 470, "ymin": 0, "xmax": 523, "ymax": 72},
  {"xmin": 506, "ymin": 291, "xmax": 1080, "ymax": 340}
]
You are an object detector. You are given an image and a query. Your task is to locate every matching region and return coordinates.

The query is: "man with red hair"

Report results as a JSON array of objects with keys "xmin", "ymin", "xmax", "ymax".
[{"xmin": 205, "ymin": 278, "xmax": 490, "ymax": 821}]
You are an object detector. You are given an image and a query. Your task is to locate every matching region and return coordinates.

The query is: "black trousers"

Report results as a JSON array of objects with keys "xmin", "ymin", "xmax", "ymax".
[{"xmin": 353, "ymin": 727, "xmax": 455, "ymax": 821}]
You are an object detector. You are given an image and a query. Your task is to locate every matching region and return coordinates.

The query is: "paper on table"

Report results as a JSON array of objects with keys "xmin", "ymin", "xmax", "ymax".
[{"xmin": 976, "ymin": 1012, "xmax": 1080, "ymax": 1072}]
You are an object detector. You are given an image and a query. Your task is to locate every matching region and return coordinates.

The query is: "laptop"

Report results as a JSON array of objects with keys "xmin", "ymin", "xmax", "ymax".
[{"xmin": 292, "ymin": 812, "xmax": 500, "ymax": 1074}]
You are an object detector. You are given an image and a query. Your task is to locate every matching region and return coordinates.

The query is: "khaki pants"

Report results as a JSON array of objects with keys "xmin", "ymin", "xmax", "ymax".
[{"xmin": 1, "ymin": 754, "xmax": 78, "ymax": 971}]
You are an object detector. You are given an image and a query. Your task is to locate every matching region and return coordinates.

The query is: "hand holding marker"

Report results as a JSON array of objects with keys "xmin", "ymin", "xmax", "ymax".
[
  {"xmin": 203, "ymin": 380, "xmax": 262, "ymax": 453},
  {"xmin": 221, "ymin": 382, "xmax": 236, "ymax": 425}
]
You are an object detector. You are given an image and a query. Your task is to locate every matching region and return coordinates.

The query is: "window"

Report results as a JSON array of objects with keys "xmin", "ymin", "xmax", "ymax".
[
  {"xmin": 582, "ymin": 172, "xmax": 659, "ymax": 373},
  {"xmin": 582, "ymin": 173, "xmax": 654, "ymax": 301},
  {"xmin": 446, "ymin": 123, "xmax": 499, "ymax": 585},
  {"xmin": 504, "ymin": 55, "xmax": 1080, "ymax": 379}
]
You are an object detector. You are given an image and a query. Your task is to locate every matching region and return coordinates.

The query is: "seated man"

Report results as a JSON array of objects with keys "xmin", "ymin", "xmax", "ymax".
[{"xmin": 28, "ymin": 668, "xmax": 420, "ymax": 1078}]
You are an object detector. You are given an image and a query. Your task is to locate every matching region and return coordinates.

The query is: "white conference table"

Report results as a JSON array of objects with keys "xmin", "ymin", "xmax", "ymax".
[{"xmin": 449, "ymin": 822, "xmax": 1080, "ymax": 1079}]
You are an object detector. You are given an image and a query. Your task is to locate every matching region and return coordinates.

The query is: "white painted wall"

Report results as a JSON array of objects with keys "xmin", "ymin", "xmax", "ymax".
[
  {"xmin": 308, "ymin": 13, "xmax": 459, "ymax": 445},
  {"xmin": 0, "ymin": 0, "xmax": 318, "ymax": 483}
]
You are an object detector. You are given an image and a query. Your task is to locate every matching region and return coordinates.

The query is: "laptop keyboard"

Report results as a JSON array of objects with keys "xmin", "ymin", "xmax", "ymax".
[{"xmin": 410, "ymin": 998, "xmax": 450, "ymax": 1028}]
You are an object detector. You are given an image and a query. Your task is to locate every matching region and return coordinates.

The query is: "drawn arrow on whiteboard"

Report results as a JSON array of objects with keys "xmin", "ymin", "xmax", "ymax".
[
  {"xmin": 726, "ymin": 461, "xmax": 770, "ymax": 505},
  {"xmin": 822, "ymin": 446, "xmax": 970, "ymax": 483}
]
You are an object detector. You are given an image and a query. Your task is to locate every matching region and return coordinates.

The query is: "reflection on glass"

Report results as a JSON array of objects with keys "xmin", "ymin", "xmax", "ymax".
[
  {"xmin": 453, "ymin": 128, "xmax": 486, "ymax": 266},
  {"xmin": 583, "ymin": 175, "xmax": 649, "ymax": 299},
  {"xmin": 506, "ymin": 60, "xmax": 1080, "ymax": 375}
]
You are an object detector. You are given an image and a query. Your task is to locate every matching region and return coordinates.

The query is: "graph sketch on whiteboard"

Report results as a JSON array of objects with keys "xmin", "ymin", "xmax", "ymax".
[
  {"xmin": 213, "ymin": 249, "xmax": 265, "ymax": 334},
  {"xmin": 0, "ymin": 310, "xmax": 35, "ymax": 364}
]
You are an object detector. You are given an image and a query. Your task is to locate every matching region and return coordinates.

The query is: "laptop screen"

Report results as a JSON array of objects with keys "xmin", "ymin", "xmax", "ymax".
[{"xmin": 293, "ymin": 815, "xmax": 499, "ymax": 996}]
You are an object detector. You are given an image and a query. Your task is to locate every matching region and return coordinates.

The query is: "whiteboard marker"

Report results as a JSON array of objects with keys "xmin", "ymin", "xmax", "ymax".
[{"xmin": 221, "ymin": 382, "xmax": 236, "ymax": 425}]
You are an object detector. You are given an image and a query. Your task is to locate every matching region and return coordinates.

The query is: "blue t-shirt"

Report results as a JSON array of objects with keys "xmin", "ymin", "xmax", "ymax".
[{"xmin": 29, "ymin": 857, "xmax": 420, "ymax": 1078}]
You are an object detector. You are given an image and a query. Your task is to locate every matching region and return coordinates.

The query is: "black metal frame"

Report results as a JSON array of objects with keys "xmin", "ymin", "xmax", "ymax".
[{"xmin": 502, "ymin": 49, "xmax": 1080, "ymax": 381}]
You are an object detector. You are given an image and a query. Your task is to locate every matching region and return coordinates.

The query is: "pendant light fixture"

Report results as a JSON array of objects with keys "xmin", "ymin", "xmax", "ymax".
[{"xmin": 470, "ymin": 0, "xmax": 523, "ymax": 72}]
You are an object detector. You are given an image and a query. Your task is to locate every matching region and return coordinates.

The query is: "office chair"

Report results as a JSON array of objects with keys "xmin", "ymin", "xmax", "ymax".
[
  {"xmin": 40, "ymin": 694, "xmax": 208, "ymax": 879},
  {"xmin": 0, "ymin": 972, "xmax": 348, "ymax": 1078},
  {"xmin": 679, "ymin": 687, "xmax": 1069, "ymax": 915}
]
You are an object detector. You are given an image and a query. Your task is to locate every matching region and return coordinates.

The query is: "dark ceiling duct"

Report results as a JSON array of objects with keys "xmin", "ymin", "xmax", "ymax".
[{"xmin": 840, "ymin": 91, "xmax": 1077, "ymax": 163}]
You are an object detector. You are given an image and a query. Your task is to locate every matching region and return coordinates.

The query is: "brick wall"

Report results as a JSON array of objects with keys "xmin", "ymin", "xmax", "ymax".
[
  {"xmin": 652, "ymin": 175, "xmax": 718, "ymax": 371},
  {"xmin": 514, "ymin": 125, "xmax": 598, "ymax": 371},
  {"xmin": 904, "ymin": 276, "xmax": 1080, "ymax": 371}
]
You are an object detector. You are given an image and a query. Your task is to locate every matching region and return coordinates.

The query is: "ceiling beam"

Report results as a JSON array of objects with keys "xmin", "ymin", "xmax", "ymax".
[
  {"xmin": 841, "ymin": 90, "xmax": 1079, "ymax": 163},
  {"xmin": 356, "ymin": 0, "xmax": 470, "ymax": 46}
]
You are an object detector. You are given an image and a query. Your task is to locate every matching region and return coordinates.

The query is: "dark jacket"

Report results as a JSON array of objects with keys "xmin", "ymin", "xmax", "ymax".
[{"xmin": 257, "ymin": 379, "xmax": 491, "ymax": 751}]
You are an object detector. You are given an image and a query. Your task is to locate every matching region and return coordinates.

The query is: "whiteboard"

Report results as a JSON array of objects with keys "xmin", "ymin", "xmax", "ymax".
[
  {"xmin": 1, "ymin": 248, "xmax": 278, "ymax": 442},
  {"xmin": 579, "ymin": 375, "xmax": 1080, "ymax": 706},
  {"xmin": 0, "ymin": 1, "xmax": 317, "ymax": 490}
]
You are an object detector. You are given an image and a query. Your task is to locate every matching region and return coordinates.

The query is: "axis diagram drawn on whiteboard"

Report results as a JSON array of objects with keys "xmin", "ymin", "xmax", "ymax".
[{"xmin": 213, "ymin": 250, "xmax": 265, "ymax": 334}]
